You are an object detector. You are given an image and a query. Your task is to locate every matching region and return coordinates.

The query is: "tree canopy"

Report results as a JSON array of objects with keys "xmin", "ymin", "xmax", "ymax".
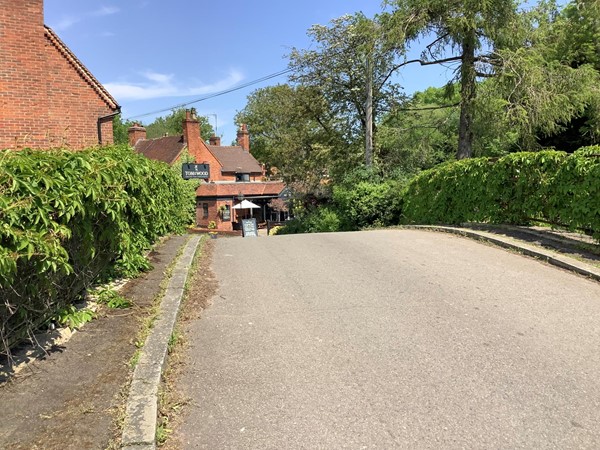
[
  {"xmin": 382, "ymin": 0, "xmax": 522, "ymax": 159},
  {"xmin": 288, "ymin": 13, "xmax": 405, "ymax": 166},
  {"xmin": 113, "ymin": 108, "xmax": 215, "ymax": 145},
  {"xmin": 236, "ymin": 0, "xmax": 599, "ymax": 190},
  {"xmin": 235, "ymin": 84, "xmax": 347, "ymax": 189},
  {"xmin": 145, "ymin": 108, "xmax": 214, "ymax": 141}
]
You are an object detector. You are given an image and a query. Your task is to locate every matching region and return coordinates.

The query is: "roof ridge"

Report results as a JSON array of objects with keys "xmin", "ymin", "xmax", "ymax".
[
  {"xmin": 44, "ymin": 26, "xmax": 119, "ymax": 110},
  {"xmin": 202, "ymin": 140, "xmax": 225, "ymax": 167}
]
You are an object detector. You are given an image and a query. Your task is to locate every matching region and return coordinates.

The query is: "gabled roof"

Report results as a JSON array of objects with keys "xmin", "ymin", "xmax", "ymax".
[
  {"xmin": 44, "ymin": 26, "xmax": 119, "ymax": 111},
  {"xmin": 135, "ymin": 136, "xmax": 186, "ymax": 164},
  {"xmin": 197, "ymin": 181, "xmax": 286, "ymax": 197},
  {"xmin": 207, "ymin": 145, "xmax": 263, "ymax": 174}
]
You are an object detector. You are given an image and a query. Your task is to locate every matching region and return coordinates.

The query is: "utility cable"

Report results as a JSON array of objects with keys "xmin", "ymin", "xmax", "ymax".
[{"xmin": 126, "ymin": 68, "xmax": 293, "ymax": 120}]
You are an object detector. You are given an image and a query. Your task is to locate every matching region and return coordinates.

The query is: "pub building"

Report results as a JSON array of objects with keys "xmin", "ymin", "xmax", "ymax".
[{"xmin": 129, "ymin": 111, "xmax": 287, "ymax": 233}]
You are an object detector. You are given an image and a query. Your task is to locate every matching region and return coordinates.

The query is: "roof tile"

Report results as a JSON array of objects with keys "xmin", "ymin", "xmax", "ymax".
[
  {"xmin": 208, "ymin": 145, "xmax": 263, "ymax": 173},
  {"xmin": 134, "ymin": 136, "xmax": 186, "ymax": 164},
  {"xmin": 196, "ymin": 181, "xmax": 286, "ymax": 197}
]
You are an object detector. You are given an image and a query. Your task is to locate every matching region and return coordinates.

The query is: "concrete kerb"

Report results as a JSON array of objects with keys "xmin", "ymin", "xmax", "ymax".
[
  {"xmin": 403, "ymin": 225, "xmax": 600, "ymax": 283},
  {"xmin": 121, "ymin": 234, "xmax": 201, "ymax": 450}
]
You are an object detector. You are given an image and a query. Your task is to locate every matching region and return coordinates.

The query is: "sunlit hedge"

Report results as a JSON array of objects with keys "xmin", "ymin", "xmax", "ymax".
[
  {"xmin": 0, "ymin": 145, "xmax": 196, "ymax": 355},
  {"xmin": 402, "ymin": 147, "xmax": 600, "ymax": 239}
]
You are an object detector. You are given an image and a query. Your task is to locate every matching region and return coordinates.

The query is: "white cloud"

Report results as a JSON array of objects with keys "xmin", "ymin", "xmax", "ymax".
[
  {"xmin": 144, "ymin": 72, "xmax": 174, "ymax": 84},
  {"xmin": 105, "ymin": 70, "xmax": 245, "ymax": 101},
  {"xmin": 49, "ymin": 5, "xmax": 119, "ymax": 31},
  {"xmin": 93, "ymin": 6, "xmax": 120, "ymax": 16},
  {"xmin": 52, "ymin": 15, "xmax": 80, "ymax": 31}
]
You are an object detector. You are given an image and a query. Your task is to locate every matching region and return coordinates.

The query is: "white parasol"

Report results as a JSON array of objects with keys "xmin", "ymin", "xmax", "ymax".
[{"xmin": 232, "ymin": 199, "xmax": 260, "ymax": 209}]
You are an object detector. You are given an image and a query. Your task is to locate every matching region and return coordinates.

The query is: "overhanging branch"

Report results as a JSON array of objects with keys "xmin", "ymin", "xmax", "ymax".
[{"xmin": 395, "ymin": 103, "xmax": 460, "ymax": 112}]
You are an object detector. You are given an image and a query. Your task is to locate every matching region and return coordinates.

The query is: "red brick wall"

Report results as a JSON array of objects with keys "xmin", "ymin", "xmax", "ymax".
[
  {"xmin": 236, "ymin": 124, "xmax": 250, "ymax": 151},
  {"xmin": 200, "ymin": 144, "xmax": 226, "ymax": 180},
  {"xmin": 196, "ymin": 200, "xmax": 235, "ymax": 231},
  {"xmin": 44, "ymin": 33, "xmax": 115, "ymax": 149},
  {"xmin": 0, "ymin": 0, "xmax": 115, "ymax": 150}
]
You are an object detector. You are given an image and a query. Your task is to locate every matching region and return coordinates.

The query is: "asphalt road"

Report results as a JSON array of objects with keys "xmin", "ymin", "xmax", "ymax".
[{"xmin": 174, "ymin": 230, "xmax": 600, "ymax": 449}]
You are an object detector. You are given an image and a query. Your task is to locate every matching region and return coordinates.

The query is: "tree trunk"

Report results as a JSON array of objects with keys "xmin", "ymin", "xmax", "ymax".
[
  {"xmin": 365, "ymin": 57, "xmax": 374, "ymax": 167},
  {"xmin": 457, "ymin": 32, "xmax": 476, "ymax": 160}
]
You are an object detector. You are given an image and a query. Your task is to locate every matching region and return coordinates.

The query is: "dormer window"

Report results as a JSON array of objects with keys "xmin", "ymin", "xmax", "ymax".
[{"xmin": 236, "ymin": 173, "xmax": 250, "ymax": 182}]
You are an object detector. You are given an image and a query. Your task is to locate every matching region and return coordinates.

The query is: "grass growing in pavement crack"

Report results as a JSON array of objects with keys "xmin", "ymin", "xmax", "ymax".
[
  {"xmin": 127, "ymin": 236, "xmax": 191, "ymax": 370},
  {"xmin": 156, "ymin": 235, "xmax": 208, "ymax": 448},
  {"xmin": 101, "ymin": 235, "xmax": 199, "ymax": 449}
]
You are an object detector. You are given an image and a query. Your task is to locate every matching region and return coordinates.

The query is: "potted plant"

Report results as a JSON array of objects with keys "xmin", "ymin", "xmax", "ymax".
[{"xmin": 208, "ymin": 220, "xmax": 218, "ymax": 239}]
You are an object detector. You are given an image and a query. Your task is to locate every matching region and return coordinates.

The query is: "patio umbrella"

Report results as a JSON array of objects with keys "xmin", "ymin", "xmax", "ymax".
[
  {"xmin": 232, "ymin": 199, "xmax": 260, "ymax": 210},
  {"xmin": 232, "ymin": 199, "xmax": 260, "ymax": 218}
]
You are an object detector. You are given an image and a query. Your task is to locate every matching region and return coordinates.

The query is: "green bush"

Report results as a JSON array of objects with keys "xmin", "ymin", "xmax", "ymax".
[
  {"xmin": 0, "ymin": 145, "xmax": 195, "ymax": 355},
  {"xmin": 276, "ymin": 167, "xmax": 407, "ymax": 235},
  {"xmin": 275, "ymin": 207, "xmax": 344, "ymax": 234},
  {"xmin": 333, "ymin": 180, "xmax": 404, "ymax": 230},
  {"xmin": 402, "ymin": 148, "xmax": 600, "ymax": 240}
]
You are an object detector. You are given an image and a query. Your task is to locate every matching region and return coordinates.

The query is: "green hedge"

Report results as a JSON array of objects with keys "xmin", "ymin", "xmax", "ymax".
[
  {"xmin": 333, "ymin": 180, "xmax": 404, "ymax": 230},
  {"xmin": 0, "ymin": 145, "xmax": 196, "ymax": 355},
  {"xmin": 402, "ymin": 147, "xmax": 600, "ymax": 239},
  {"xmin": 276, "ymin": 168, "xmax": 407, "ymax": 235}
]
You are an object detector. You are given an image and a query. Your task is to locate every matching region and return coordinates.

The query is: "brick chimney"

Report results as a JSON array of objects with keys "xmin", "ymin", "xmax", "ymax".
[
  {"xmin": 183, "ymin": 110, "xmax": 202, "ymax": 160},
  {"xmin": 209, "ymin": 135, "xmax": 221, "ymax": 146},
  {"xmin": 237, "ymin": 124, "xmax": 250, "ymax": 152},
  {"xmin": 127, "ymin": 123, "xmax": 146, "ymax": 147}
]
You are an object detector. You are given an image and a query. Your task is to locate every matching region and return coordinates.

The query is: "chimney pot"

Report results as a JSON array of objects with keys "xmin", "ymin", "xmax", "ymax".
[
  {"xmin": 183, "ymin": 109, "xmax": 202, "ymax": 160},
  {"xmin": 128, "ymin": 123, "xmax": 146, "ymax": 147},
  {"xmin": 236, "ymin": 123, "xmax": 250, "ymax": 152}
]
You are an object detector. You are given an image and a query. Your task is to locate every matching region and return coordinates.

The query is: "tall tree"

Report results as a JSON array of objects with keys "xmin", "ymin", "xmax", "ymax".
[
  {"xmin": 383, "ymin": 0, "xmax": 521, "ymax": 159},
  {"xmin": 288, "ymin": 13, "xmax": 404, "ymax": 167},
  {"xmin": 145, "ymin": 108, "xmax": 214, "ymax": 141},
  {"xmin": 478, "ymin": 0, "xmax": 600, "ymax": 151},
  {"xmin": 235, "ymin": 84, "xmax": 349, "ymax": 189},
  {"xmin": 378, "ymin": 86, "xmax": 459, "ymax": 174},
  {"xmin": 547, "ymin": 0, "xmax": 600, "ymax": 71}
]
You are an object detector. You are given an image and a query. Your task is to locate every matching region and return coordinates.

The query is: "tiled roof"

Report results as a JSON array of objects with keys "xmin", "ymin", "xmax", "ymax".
[
  {"xmin": 197, "ymin": 181, "xmax": 286, "ymax": 198},
  {"xmin": 44, "ymin": 26, "xmax": 119, "ymax": 111},
  {"xmin": 208, "ymin": 145, "xmax": 263, "ymax": 174},
  {"xmin": 135, "ymin": 136, "xmax": 186, "ymax": 164}
]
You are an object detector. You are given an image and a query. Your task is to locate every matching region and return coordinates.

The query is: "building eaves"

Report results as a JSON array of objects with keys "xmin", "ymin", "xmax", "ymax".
[
  {"xmin": 196, "ymin": 181, "xmax": 286, "ymax": 197},
  {"xmin": 44, "ymin": 26, "xmax": 120, "ymax": 111}
]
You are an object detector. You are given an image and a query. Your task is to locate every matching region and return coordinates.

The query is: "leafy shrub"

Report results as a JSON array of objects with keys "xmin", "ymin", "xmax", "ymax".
[
  {"xmin": 275, "ymin": 207, "xmax": 344, "ymax": 234},
  {"xmin": 269, "ymin": 226, "xmax": 283, "ymax": 236},
  {"xmin": 333, "ymin": 180, "xmax": 404, "ymax": 229},
  {"xmin": 402, "ymin": 148, "xmax": 600, "ymax": 240},
  {"xmin": 95, "ymin": 288, "xmax": 132, "ymax": 309},
  {"xmin": 277, "ymin": 167, "xmax": 407, "ymax": 235},
  {"xmin": 53, "ymin": 305, "xmax": 95, "ymax": 330},
  {"xmin": 0, "ymin": 145, "xmax": 195, "ymax": 355}
]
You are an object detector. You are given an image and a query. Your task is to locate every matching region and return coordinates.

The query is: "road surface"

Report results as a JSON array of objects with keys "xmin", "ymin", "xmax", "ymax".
[{"xmin": 174, "ymin": 230, "xmax": 600, "ymax": 449}]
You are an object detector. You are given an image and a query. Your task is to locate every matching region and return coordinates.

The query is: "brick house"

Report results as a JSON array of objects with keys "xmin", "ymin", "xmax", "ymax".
[
  {"xmin": 0, "ymin": 0, "xmax": 120, "ymax": 150},
  {"xmin": 130, "ymin": 111, "xmax": 287, "ymax": 232}
]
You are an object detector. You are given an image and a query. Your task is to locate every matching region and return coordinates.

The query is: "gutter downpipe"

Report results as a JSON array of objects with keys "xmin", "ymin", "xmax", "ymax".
[{"xmin": 97, "ymin": 106, "xmax": 122, "ymax": 145}]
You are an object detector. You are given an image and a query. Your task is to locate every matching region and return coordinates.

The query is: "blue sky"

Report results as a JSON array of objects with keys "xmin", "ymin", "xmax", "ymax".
[{"xmin": 43, "ymin": 1, "xmax": 465, "ymax": 144}]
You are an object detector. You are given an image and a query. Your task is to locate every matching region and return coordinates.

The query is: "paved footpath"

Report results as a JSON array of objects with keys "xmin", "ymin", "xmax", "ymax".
[
  {"xmin": 0, "ymin": 234, "xmax": 192, "ymax": 450},
  {"xmin": 172, "ymin": 229, "xmax": 600, "ymax": 449}
]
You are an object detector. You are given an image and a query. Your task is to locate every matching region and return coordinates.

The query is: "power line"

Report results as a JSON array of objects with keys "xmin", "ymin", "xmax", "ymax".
[{"xmin": 126, "ymin": 68, "xmax": 293, "ymax": 121}]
